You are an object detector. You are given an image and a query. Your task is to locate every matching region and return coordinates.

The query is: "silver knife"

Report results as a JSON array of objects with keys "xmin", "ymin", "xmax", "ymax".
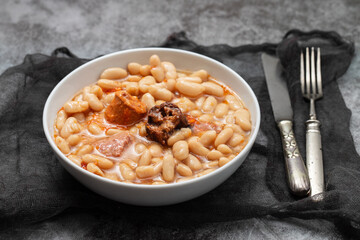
[{"xmin": 261, "ymin": 53, "xmax": 310, "ymax": 196}]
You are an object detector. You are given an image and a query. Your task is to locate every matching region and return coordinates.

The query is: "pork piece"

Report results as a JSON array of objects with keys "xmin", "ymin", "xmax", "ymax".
[
  {"xmin": 187, "ymin": 115, "xmax": 222, "ymax": 134},
  {"xmin": 192, "ymin": 121, "xmax": 222, "ymax": 134},
  {"xmin": 105, "ymin": 90, "xmax": 146, "ymax": 126},
  {"xmin": 94, "ymin": 131, "xmax": 132, "ymax": 157},
  {"xmin": 146, "ymin": 102, "xmax": 189, "ymax": 145}
]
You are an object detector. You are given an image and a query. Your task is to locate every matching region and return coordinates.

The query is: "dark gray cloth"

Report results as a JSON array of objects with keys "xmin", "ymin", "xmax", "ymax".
[{"xmin": 0, "ymin": 30, "xmax": 359, "ymax": 238}]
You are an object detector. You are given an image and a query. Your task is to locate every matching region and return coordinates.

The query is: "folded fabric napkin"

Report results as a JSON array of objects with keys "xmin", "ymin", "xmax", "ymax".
[{"xmin": 0, "ymin": 30, "xmax": 358, "ymax": 238}]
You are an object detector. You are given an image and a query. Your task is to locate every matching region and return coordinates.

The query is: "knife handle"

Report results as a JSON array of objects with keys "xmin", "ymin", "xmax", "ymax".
[
  {"xmin": 278, "ymin": 120, "xmax": 310, "ymax": 196},
  {"xmin": 306, "ymin": 119, "xmax": 324, "ymax": 200}
]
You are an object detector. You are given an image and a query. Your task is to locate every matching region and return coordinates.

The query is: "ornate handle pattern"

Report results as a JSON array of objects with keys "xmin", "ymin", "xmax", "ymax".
[{"xmin": 278, "ymin": 120, "xmax": 310, "ymax": 196}]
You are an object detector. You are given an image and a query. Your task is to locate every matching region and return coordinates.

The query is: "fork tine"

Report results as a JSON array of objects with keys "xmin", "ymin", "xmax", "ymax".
[
  {"xmin": 300, "ymin": 51, "xmax": 305, "ymax": 95},
  {"xmin": 305, "ymin": 47, "xmax": 310, "ymax": 98},
  {"xmin": 311, "ymin": 47, "xmax": 316, "ymax": 98},
  {"xmin": 317, "ymin": 48, "xmax": 323, "ymax": 97}
]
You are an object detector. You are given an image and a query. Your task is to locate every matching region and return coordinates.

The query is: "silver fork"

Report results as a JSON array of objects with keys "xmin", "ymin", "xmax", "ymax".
[{"xmin": 300, "ymin": 47, "xmax": 324, "ymax": 200}]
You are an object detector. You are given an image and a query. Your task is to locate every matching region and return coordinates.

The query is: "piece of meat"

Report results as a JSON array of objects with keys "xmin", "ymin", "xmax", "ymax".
[
  {"xmin": 192, "ymin": 121, "xmax": 222, "ymax": 134},
  {"xmin": 146, "ymin": 102, "xmax": 189, "ymax": 145},
  {"xmin": 105, "ymin": 90, "xmax": 146, "ymax": 126},
  {"xmin": 94, "ymin": 131, "xmax": 132, "ymax": 157},
  {"xmin": 187, "ymin": 115, "xmax": 222, "ymax": 134}
]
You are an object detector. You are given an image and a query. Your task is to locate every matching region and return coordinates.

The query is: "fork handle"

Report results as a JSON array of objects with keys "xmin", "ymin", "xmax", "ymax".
[
  {"xmin": 306, "ymin": 119, "xmax": 324, "ymax": 199},
  {"xmin": 278, "ymin": 120, "xmax": 310, "ymax": 196}
]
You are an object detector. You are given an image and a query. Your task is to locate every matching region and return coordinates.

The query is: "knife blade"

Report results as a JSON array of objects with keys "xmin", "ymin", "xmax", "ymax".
[{"xmin": 261, "ymin": 53, "xmax": 310, "ymax": 197}]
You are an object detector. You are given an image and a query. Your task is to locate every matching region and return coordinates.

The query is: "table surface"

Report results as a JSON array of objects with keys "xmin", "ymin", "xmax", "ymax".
[{"xmin": 1, "ymin": 0, "xmax": 359, "ymax": 239}]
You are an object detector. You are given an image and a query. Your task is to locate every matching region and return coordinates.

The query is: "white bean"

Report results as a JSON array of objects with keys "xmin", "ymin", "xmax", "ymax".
[
  {"xmin": 172, "ymin": 140, "xmax": 189, "ymax": 161},
  {"xmin": 148, "ymin": 85, "xmax": 173, "ymax": 101},
  {"xmin": 214, "ymin": 128, "xmax": 234, "ymax": 147},
  {"xmin": 202, "ymin": 82, "xmax": 224, "ymax": 97},
  {"xmin": 189, "ymin": 110, "xmax": 202, "ymax": 117},
  {"xmin": 184, "ymin": 154, "xmax": 202, "ymax": 171},
  {"xmin": 228, "ymin": 133, "xmax": 244, "ymax": 147},
  {"xmin": 120, "ymin": 163, "xmax": 136, "ymax": 180},
  {"xmin": 234, "ymin": 109, "xmax": 252, "ymax": 131},
  {"xmin": 141, "ymin": 93, "xmax": 155, "ymax": 111},
  {"xmin": 149, "ymin": 54, "xmax": 161, "ymax": 67},
  {"xmin": 139, "ymin": 149, "xmax": 152, "ymax": 166},
  {"xmin": 198, "ymin": 114, "xmax": 213, "ymax": 122},
  {"xmin": 176, "ymin": 81, "xmax": 205, "ymax": 97},
  {"xmin": 55, "ymin": 136, "xmax": 70, "ymax": 154},
  {"xmin": 191, "ymin": 69, "xmax": 208, "ymax": 81},
  {"xmin": 124, "ymin": 82, "xmax": 139, "ymax": 96},
  {"xmin": 152, "ymin": 159, "xmax": 163, "ymax": 174},
  {"xmin": 68, "ymin": 155, "xmax": 82, "ymax": 166},
  {"xmin": 202, "ymin": 96, "xmax": 217, "ymax": 113},
  {"xmin": 225, "ymin": 114, "xmax": 236, "ymax": 124},
  {"xmin": 219, "ymin": 157, "xmax": 231, "ymax": 167},
  {"xmin": 215, "ymin": 103, "xmax": 229, "ymax": 118},
  {"xmin": 199, "ymin": 130, "xmax": 217, "ymax": 147},
  {"xmin": 106, "ymin": 128, "xmax": 122, "ymax": 135},
  {"xmin": 165, "ymin": 78, "xmax": 176, "ymax": 92},
  {"xmin": 207, "ymin": 150, "xmax": 223, "ymax": 161},
  {"xmin": 188, "ymin": 137, "xmax": 210, "ymax": 156},
  {"xmin": 84, "ymin": 93, "xmax": 103, "ymax": 111},
  {"xmin": 225, "ymin": 95, "xmax": 243, "ymax": 110},
  {"xmin": 177, "ymin": 76, "xmax": 202, "ymax": 83},
  {"xmin": 90, "ymin": 85, "xmax": 103, "ymax": 99},
  {"xmin": 195, "ymin": 96, "xmax": 206, "ymax": 109},
  {"xmin": 135, "ymin": 143, "xmax": 147, "ymax": 154},
  {"xmin": 162, "ymin": 153, "xmax": 175, "ymax": 182},
  {"xmin": 100, "ymin": 67, "xmax": 127, "ymax": 79},
  {"xmin": 203, "ymin": 161, "xmax": 219, "ymax": 168},
  {"xmin": 128, "ymin": 62, "xmax": 141, "ymax": 75},
  {"xmin": 161, "ymin": 62, "xmax": 176, "ymax": 74},
  {"xmin": 167, "ymin": 128, "xmax": 192, "ymax": 146},
  {"xmin": 149, "ymin": 143, "xmax": 162, "ymax": 157},
  {"xmin": 175, "ymin": 97, "xmax": 196, "ymax": 113},
  {"xmin": 56, "ymin": 110, "xmax": 67, "ymax": 130},
  {"xmin": 123, "ymin": 159, "xmax": 137, "ymax": 169},
  {"xmin": 60, "ymin": 117, "xmax": 81, "ymax": 138},
  {"xmin": 217, "ymin": 144, "xmax": 233, "ymax": 154},
  {"xmin": 66, "ymin": 134, "xmax": 81, "ymax": 146},
  {"xmin": 86, "ymin": 163, "xmax": 104, "ymax": 176},
  {"xmin": 103, "ymin": 92, "xmax": 115, "ymax": 104},
  {"xmin": 176, "ymin": 163, "xmax": 193, "ymax": 176},
  {"xmin": 97, "ymin": 79, "xmax": 122, "ymax": 90},
  {"xmin": 74, "ymin": 93, "xmax": 83, "ymax": 101},
  {"xmin": 104, "ymin": 172, "xmax": 119, "ymax": 181},
  {"xmin": 136, "ymin": 166, "xmax": 156, "ymax": 178},
  {"xmin": 64, "ymin": 101, "xmax": 89, "ymax": 113},
  {"xmin": 72, "ymin": 112, "xmax": 86, "ymax": 122},
  {"xmin": 88, "ymin": 123, "xmax": 102, "ymax": 135},
  {"xmin": 127, "ymin": 75, "xmax": 142, "ymax": 82},
  {"xmin": 140, "ymin": 65, "xmax": 151, "ymax": 76},
  {"xmin": 76, "ymin": 144, "xmax": 94, "ymax": 156},
  {"xmin": 151, "ymin": 66, "xmax": 165, "ymax": 82},
  {"xmin": 139, "ymin": 76, "xmax": 156, "ymax": 93},
  {"xmin": 82, "ymin": 154, "xmax": 114, "ymax": 169}
]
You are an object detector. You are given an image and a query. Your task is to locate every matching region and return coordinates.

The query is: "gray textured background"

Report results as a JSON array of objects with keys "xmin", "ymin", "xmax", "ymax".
[{"xmin": 1, "ymin": 0, "xmax": 359, "ymax": 239}]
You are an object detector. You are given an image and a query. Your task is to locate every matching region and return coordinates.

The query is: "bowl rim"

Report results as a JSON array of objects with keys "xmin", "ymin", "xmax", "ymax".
[{"xmin": 42, "ymin": 47, "xmax": 261, "ymax": 190}]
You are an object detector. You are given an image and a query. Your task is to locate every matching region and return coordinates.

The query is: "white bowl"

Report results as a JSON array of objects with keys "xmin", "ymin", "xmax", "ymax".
[{"xmin": 43, "ymin": 48, "xmax": 260, "ymax": 206}]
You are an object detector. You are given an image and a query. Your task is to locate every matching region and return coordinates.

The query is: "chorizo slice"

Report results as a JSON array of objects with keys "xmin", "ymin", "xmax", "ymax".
[{"xmin": 105, "ymin": 90, "xmax": 146, "ymax": 126}]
